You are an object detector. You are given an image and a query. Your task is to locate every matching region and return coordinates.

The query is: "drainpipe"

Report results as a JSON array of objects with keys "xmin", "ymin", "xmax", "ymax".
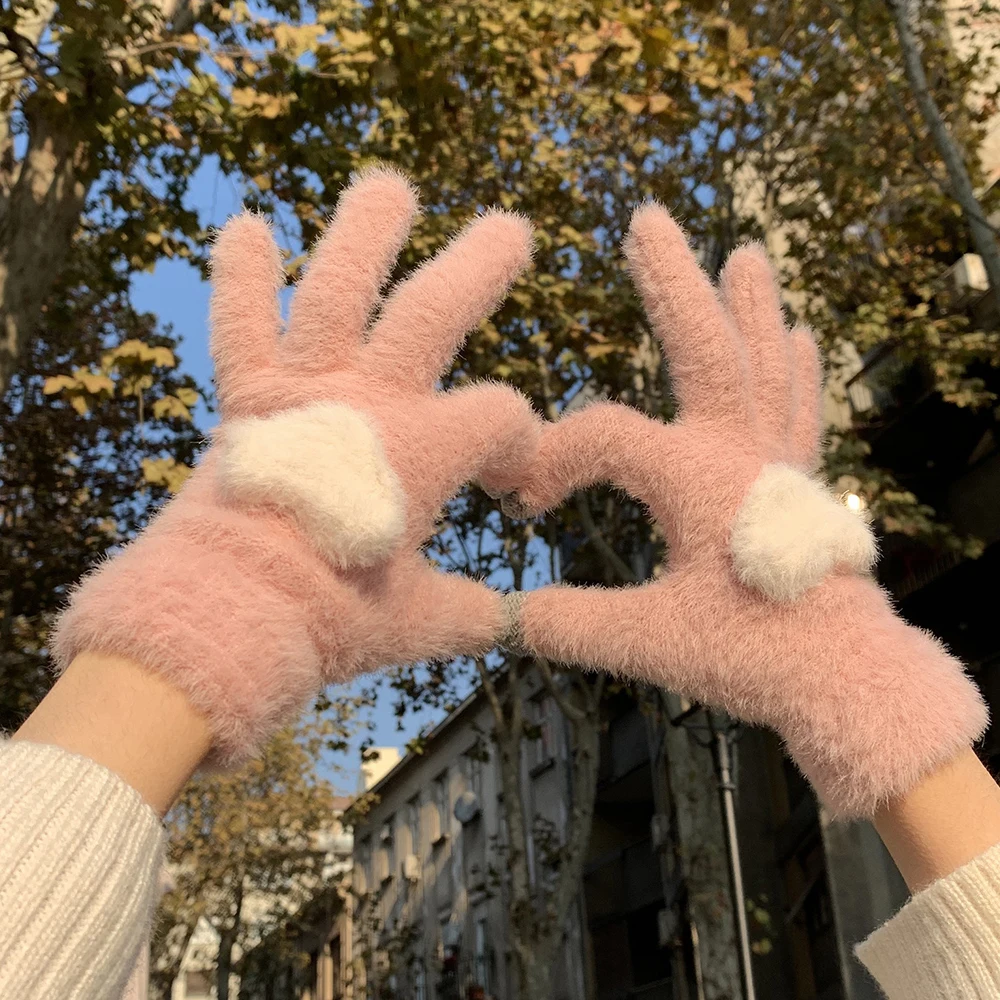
[{"xmin": 711, "ymin": 718, "xmax": 756, "ymax": 1000}]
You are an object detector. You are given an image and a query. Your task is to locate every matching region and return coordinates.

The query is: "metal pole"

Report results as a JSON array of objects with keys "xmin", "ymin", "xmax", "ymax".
[{"xmin": 714, "ymin": 727, "xmax": 756, "ymax": 1000}]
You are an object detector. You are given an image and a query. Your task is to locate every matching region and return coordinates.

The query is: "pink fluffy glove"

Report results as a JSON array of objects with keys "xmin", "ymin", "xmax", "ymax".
[
  {"xmin": 511, "ymin": 203, "xmax": 988, "ymax": 817},
  {"xmin": 54, "ymin": 167, "xmax": 539, "ymax": 766}
]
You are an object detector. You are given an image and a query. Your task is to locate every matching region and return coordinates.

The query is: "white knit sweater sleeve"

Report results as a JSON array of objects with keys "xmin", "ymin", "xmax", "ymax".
[
  {"xmin": 856, "ymin": 842, "xmax": 1000, "ymax": 999},
  {"xmin": 2, "ymin": 739, "xmax": 1000, "ymax": 1000},
  {"xmin": 0, "ymin": 739, "xmax": 166, "ymax": 1000}
]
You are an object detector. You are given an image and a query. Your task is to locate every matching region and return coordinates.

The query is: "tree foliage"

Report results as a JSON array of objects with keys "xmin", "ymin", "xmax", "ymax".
[
  {"xmin": 152, "ymin": 719, "xmax": 343, "ymax": 1000},
  {"xmin": 0, "ymin": 231, "xmax": 204, "ymax": 728},
  {"xmin": 4, "ymin": 1, "xmax": 999, "ymax": 996}
]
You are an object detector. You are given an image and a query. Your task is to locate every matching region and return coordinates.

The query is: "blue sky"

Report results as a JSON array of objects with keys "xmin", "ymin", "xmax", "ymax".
[{"xmin": 129, "ymin": 156, "xmax": 443, "ymax": 793}]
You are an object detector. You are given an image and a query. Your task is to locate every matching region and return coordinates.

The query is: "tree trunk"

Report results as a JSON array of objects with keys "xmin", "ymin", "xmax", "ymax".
[
  {"xmin": 150, "ymin": 922, "xmax": 195, "ymax": 1000},
  {"xmin": 0, "ymin": 101, "xmax": 90, "ymax": 394},
  {"xmin": 889, "ymin": 0, "xmax": 1000, "ymax": 303},
  {"xmin": 661, "ymin": 696, "xmax": 741, "ymax": 1000},
  {"xmin": 0, "ymin": 0, "xmax": 58, "ymax": 171},
  {"xmin": 216, "ymin": 881, "xmax": 245, "ymax": 1000},
  {"xmin": 0, "ymin": 0, "xmax": 199, "ymax": 393},
  {"xmin": 516, "ymin": 948, "xmax": 553, "ymax": 1000},
  {"xmin": 216, "ymin": 928, "xmax": 235, "ymax": 1000},
  {"xmin": 480, "ymin": 657, "xmax": 603, "ymax": 1000}
]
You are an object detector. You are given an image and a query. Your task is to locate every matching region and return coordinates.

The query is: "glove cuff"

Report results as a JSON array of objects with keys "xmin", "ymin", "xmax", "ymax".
[
  {"xmin": 786, "ymin": 619, "xmax": 988, "ymax": 818},
  {"xmin": 52, "ymin": 528, "xmax": 361, "ymax": 768}
]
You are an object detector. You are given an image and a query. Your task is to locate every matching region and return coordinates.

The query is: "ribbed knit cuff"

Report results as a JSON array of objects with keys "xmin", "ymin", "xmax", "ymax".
[
  {"xmin": 0, "ymin": 740, "xmax": 166, "ymax": 1000},
  {"xmin": 856, "ymin": 842, "xmax": 1000, "ymax": 999}
]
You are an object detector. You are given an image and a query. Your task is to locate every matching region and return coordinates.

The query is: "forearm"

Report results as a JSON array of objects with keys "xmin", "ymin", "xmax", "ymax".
[
  {"xmin": 13, "ymin": 652, "xmax": 211, "ymax": 816},
  {"xmin": 0, "ymin": 737, "xmax": 167, "ymax": 1000},
  {"xmin": 1, "ymin": 653, "xmax": 207, "ymax": 999},
  {"xmin": 857, "ymin": 749, "xmax": 1000, "ymax": 1000},
  {"xmin": 874, "ymin": 747, "xmax": 1000, "ymax": 893}
]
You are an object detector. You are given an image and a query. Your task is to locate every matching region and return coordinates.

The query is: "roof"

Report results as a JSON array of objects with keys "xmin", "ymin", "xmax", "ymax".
[{"xmin": 356, "ymin": 681, "xmax": 487, "ymax": 804}]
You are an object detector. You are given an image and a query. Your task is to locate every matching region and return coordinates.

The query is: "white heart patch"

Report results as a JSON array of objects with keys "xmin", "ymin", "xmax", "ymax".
[
  {"xmin": 216, "ymin": 402, "xmax": 405, "ymax": 569},
  {"xmin": 729, "ymin": 463, "xmax": 877, "ymax": 601}
]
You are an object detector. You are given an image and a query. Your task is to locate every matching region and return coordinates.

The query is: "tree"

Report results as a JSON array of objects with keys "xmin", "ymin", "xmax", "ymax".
[
  {"xmin": 151, "ymin": 717, "xmax": 351, "ymax": 1000},
  {"xmin": 888, "ymin": 0, "xmax": 1000, "ymax": 298},
  {"xmin": 0, "ymin": 228, "xmax": 204, "ymax": 729},
  {"xmin": 709, "ymin": 0, "xmax": 998, "ymax": 550},
  {"xmin": 0, "ymin": 0, "xmax": 215, "ymax": 392}
]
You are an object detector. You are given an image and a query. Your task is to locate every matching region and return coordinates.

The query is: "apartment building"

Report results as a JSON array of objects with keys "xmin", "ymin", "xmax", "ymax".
[
  {"xmin": 342, "ymin": 682, "xmax": 915, "ymax": 1000},
  {"xmin": 349, "ymin": 677, "xmax": 589, "ymax": 1000}
]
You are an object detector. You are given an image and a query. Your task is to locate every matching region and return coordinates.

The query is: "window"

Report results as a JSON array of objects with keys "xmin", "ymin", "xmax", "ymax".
[
  {"xmin": 433, "ymin": 770, "xmax": 450, "ymax": 841},
  {"xmin": 329, "ymin": 936, "xmax": 342, "ymax": 998},
  {"xmin": 356, "ymin": 836, "xmax": 372, "ymax": 893},
  {"xmin": 184, "ymin": 970, "xmax": 211, "ymax": 998},
  {"xmin": 526, "ymin": 695, "xmax": 556, "ymax": 770},
  {"xmin": 527, "ymin": 826, "xmax": 537, "ymax": 885},
  {"xmin": 473, "ymin": 915, "xmax": 492, "ymax": 992},
  {"xmin": 406, "ymin": 795, "xmax": 421, "ymax": 857},
  {"xmin": 464, "ymin": 748, "xmax": 484, "ymax": 801},
  {"xmin": 379, "ymin": 817, "xmax": 395, "ymax": 882},
  {"xmin": 413, "ymin": 961, "xmax": 427, "ymax": 1000}
]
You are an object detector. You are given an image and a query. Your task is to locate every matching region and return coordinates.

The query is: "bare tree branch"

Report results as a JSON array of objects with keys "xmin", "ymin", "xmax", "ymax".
[
  {"xmin": 474, "ymin": 655, "xmax": 505, "ymax": 729},
  {"xmin": 879, "ymin": 0, "xmax": 1000, "ymax": 264},
  {"xmin": 574, "ymin": 493, "xmax": 640, "ymax": 583},
  {"xmin": 536, "ymin": 656, "xmax": 585, "ymax": 723}
]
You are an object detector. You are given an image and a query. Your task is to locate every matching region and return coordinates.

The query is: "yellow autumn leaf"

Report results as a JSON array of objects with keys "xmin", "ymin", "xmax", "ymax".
[
  {"xmin": 230, "ymin": 89, "xmax": 296, "ymax": 119},
  {"xmin": 647, "ymin": 93, "xmax": 673, "ymax": 114},
  {"xmin": 273, "ymin": 22, "xmax": 324, "ymax": 59},
  {"xmin": 339, "ymin": 27, "xmax": 371, "ymax": 51},
  {"xmin": 230, "ymin": 87, "xmax": 260, "ymax": 108},
  {"xmin": 120, "ymin": 373, "xmax": 155, "ymax": 398},
  {"xmin": 142, "ymin": 456, "xmax": 192, "ymax": 494},
  {"xmin": 43, "ymin": 375, "xmax": 77, "ymax": 395},
  {"xmin": 585, "ymin": 342, "xmax": 618, "ymax": 360},
  {"xmin": 727, "ymin": 25, "xmax": 749, "ymax": 56},
  {"xmin": 152, "ymin": 395, "xmax": 193, "ymax": 421},
  {"xmin": 725, "ymin": 76, "xmax": 755, "ymax": 103},
  {"xmin": 614, "ymin": 93, "xmax": 646, "ymax": 115},
  {"xmin": 609, "ymin": 26, "xmax": 641, "ymax": 51},
  {"xmin": 558, "ymin": 224, "xmax": 585, "ymax": 244},
  {"xmin": 576, "ymin": 33, "xmax": 603, "ymax": 54},
  {"xmin": 104, "ymin": 340, "xmax": 177, "ymax": 369},
  {"xmin": 567, "ymin": 51, "xmax": 598, "ymax": 78},
  {"xmin": 75, "ymin": 371, "xmax": 114, "ymax": 394},
  {"xmin": 174, "ymin": 387, "xmax": 199, "ymax": 406}
]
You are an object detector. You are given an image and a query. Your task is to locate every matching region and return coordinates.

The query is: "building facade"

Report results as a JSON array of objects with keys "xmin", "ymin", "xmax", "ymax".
[
  {"xmin": 349, "ymin": 681, "xmax": 590, "ymax": 1000},
  {"xmin": 344, "ymin": 681, "xmax": 917, "ymax": 1000}
]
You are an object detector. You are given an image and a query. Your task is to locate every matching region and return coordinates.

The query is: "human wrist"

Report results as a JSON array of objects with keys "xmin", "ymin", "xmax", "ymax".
[
  {"xmin": 13, "ymin": 651, "xmax": 212, "ymax": 815},
  {"xmin": 873, "ymin": 747, "xmax": 1000, "ymax": 892}
]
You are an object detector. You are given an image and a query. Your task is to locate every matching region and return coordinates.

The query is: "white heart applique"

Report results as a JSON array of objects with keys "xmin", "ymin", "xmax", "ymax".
[
  {"xmin": 729, "ymin": 463, "xmax": 877, "ymax": 601},
  {"xmin": 216, "ymin": 402, "xmax": 405, "ymax": 568}
]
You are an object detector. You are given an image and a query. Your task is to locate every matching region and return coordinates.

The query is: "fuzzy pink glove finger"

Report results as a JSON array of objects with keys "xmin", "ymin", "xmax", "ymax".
[
  {"xmin": 511, "ymin": 203, "xmax": 987, "ymax": 818},
  {"xmin": 54, "ymin": 167, "xmax": 541, "ymax": 767}
]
